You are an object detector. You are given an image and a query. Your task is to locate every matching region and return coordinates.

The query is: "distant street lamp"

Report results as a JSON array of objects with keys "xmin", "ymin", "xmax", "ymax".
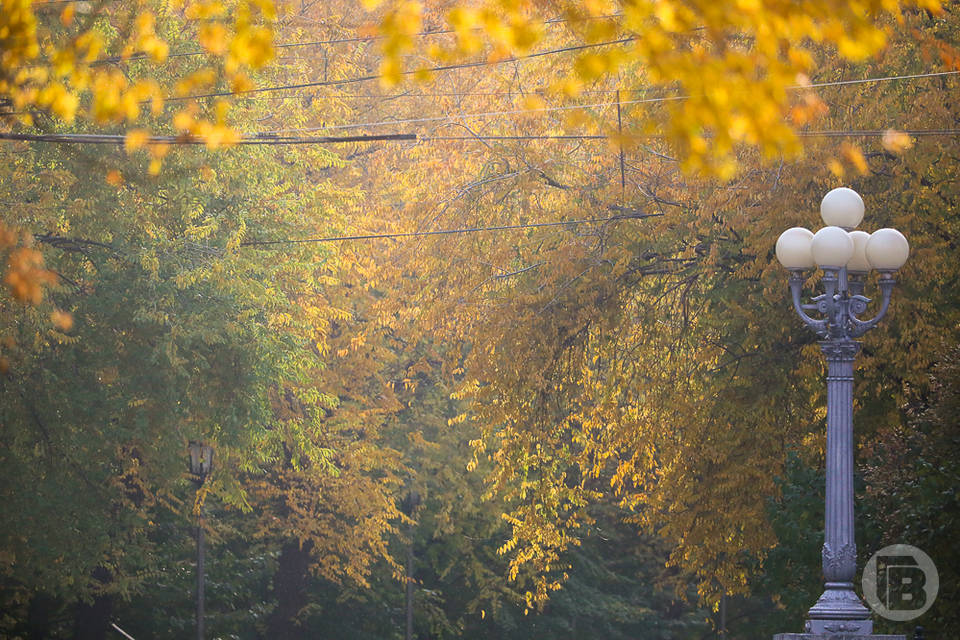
[
  {"xmin": 774, "ymin": 187, "xmax": 909, "ymax": 636},
  {"xmin": 188, "ymin": 442, "xmax": 214, "ymax": 640}
]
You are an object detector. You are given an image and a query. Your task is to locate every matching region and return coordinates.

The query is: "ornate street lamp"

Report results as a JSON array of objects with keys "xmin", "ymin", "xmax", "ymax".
[
  {"xmin": 188, "ymin": 442, "xmax": 214, "ymax": 640},
  {"xmin": 188, "ymin": 441, "xmax": 214, "ymax": 479},
  {"xmin": 774, "ymin": 187, "xmax": 909, "ymax": 636}
]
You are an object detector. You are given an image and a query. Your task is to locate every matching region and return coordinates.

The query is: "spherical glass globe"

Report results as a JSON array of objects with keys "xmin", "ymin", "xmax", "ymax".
[
  {"xmin": 775, "ymin": 227, "xmax": 815, "ymax": 269},
  {"xmin": 846, "ymin": 230, "xmax": 872, "ymax": 273},
  {"xmin": 866, "ymin": 228, "xmax": 910, "ymax": 271},
  {"xmin": 811, "ymin": 226, "xmax": 855, "ymax": 268},
  {"xmin": 820, "ymin": 187, "xmax": 865, "ymax": 229}
]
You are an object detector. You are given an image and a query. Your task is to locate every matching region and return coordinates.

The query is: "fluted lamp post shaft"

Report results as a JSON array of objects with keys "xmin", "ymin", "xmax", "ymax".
[{"xmin": 774, "ymin": 188, "xmax": 909, "ymax": 636}]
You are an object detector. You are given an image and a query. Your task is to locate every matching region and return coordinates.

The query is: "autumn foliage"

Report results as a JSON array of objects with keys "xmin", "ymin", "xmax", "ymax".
[{"xmin": 1, "ymin": 0, "xmax": 959, "ymax": 637}]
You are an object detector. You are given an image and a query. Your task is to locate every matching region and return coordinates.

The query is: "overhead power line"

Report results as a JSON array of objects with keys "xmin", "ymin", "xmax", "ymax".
[
  {"xmin": 240, "ymin": 213, "xmax": 659, "ymax": 246},
  {"xmin": 0, "ymin": 131, "xmax": 415, "ymax": 145},
  {"xmin": 167, "ymin": 37, "xmax": 636, "ymax": 102},
  {"xmin": 419, "ymin": 129, "xmax": 960, "ymax": 141},
  {"xmin": 33, "ymin": 214, "xmax": 659, "ymax": 254},
  {"xmin": 3, "ymin": 128, "xmax": 958, "ymax": 147},
  {"xmin": 153, "ymin": 68, "xmax": 960, "ymax": 106},
  {"xmin": 94, "ymin": 13, "xmax": 624, "ymax": 66},
  {"xmin": 270, "ymin": 69, "xmax": 960, "ymax": 134},
  {"xmin": 6, "ymin": 69, "xmax": 953, "ymax": 125},
  {"xmin": 797, "ymin": 69, "xmax": 960, "ymax": 89},
  {"xmin": 276, "ymin": 95, "xmax": 685, "ymax": 134}
]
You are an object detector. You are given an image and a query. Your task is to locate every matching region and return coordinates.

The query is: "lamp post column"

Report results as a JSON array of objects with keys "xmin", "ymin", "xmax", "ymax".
[
  {"xmin": 806, "ymin": 339, "xmax": 873, "ymax": 634},
  {"xmin": 188, "ymin": 442, "xmax": 214, "ymax": 640},
  {"xmin": 196, "ymin": 501, "xmax": 205, "ymax": 640}
]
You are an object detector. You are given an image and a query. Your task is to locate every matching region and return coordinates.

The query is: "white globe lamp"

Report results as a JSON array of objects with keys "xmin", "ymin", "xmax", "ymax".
[
  {"xmin": 866, "ymin": 228, "xmax": 910, "ymax": 271},
  {"xmin": 820, "ymin": 187, "xmax": 865, "ymax": 229},
  {"xmin": 846, "ymin": 230, "xmax": 872, "ymax": 273},
  {"xmin": 811, "ymin": 226, "xmax": 854, "ymax": 269},
  {"xmin": 776, "ymin": 227, "xmax": 815, "ymax": 270}
]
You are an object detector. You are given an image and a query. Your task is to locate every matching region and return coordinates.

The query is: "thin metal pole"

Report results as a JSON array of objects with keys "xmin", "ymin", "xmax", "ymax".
[
  {"xmin": 719, "ymin": 593, "xmax": 726, "ymax": 637},
  {"xmin": 405, "ymin": 534, "xmax": 414, "ymax": 640},
  {"xmin": 197, "ymin": 501, "xmax": 205, "ymax": 640}
]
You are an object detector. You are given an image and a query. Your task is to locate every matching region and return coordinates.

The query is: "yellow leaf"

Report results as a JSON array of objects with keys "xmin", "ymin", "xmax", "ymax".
[
  {"xmin": 185, "ymin": 1, "xmax": 226, "ymax": 19},
  {"xmin": 214, "ymin": 98, "xmax": 230, "ymax": 124},
  {"xmin": 230, "ymin": 72, "xmax": 254, "ymax": 93},
  {"xmin": 840, "ymin": 141, "xmax": 869, "ymax": 175},
  {"xmin": 199, "ymin": 23, "xmax": 230, "ymax": 55},
  {"xmin": 124, "ymin": 129, "xmax": 150, "ymax": 152},
  {"xmin": 174, "ymin": 109, "xmax": 195, "ymax": 131},
  {"xmin": 655, "ymin": 3, "xmax": 679, "ymax": 31},
  {"xmin": 379, "ymin": 58, "xmax": 402, "ymax": 87},
  {"xmin": 413, "ymin": 67, "xmax": 433, "ymax": 83},
  {"xmin": 828, "ymin": 159, "xmax": 845, "ymax": 178},
  {"xmin": 522, "ymin": 95, "xmax": 546, "ymax": 111},
  {"xmin": 881, "ymin": 129, "xmax": 913, "ymax": 153},
  {"xmin": 149, "ymin": 142, "xmax": 170, "ymax": 159}
]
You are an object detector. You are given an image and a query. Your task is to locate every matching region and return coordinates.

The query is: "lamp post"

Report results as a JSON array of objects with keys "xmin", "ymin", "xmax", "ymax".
[
  {"xmin": 774, "ymin": 188, "xmax": 909, "ymax": 636},
  {"xmin": 401, "ymin": 490, "xmax": 421, "ymax": 640},
  {"xmin": 188, "ymin": 442, "xmax": 214, "ymax": 640}
]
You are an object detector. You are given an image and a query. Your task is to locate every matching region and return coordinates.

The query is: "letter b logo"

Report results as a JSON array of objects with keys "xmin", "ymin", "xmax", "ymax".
[{"xmin": 864, "ymin": 545, "xmax": 938, "ymax": 621}]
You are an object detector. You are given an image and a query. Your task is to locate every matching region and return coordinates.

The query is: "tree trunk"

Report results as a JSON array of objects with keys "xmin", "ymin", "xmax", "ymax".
[
  {"xmin": 72, "ymin": 568, "xmax": 112, "ymax": 640},
  {"xmin": 26, "ymin": 591, "xmax": 57, "ymax": 640},
  {"xmin": 264, "ymin": 539, "xmax": 313, "ymax": 640}
]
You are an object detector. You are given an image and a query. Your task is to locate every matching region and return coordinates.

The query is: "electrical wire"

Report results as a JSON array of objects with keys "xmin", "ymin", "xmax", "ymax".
[
  {"xmin": 796, "ymin": 69, "xmax": 960, "ymax": 88},
  {"xmin": 275, "ymin": 95, "xmax": 684, "ymax": 134},
  {"xmin": 418, "ymin": 129, "xmax": 960, "ymax": 141},
  {"xmin": 268, "ymin": 69, "xmax": 960, "ymax": 134},
  {"xmin": 93, "ymin": 13, "xmax": 625, "ymax": 66},
  {"xmin": 30, "ymin": 215, "xmax": 657, "ymax": 253},
  {"xmin": 134, "ymin": 67, "xmax": 957, "ymax": 105},
  {"xmin": 0, "ymin": 131, "xmax": 416, "ymax": 145},
  {"xmin": 149, "ymin": 67, "xmax": 959, "ymax": 106},
  {"xmin": 240, "ymin": 213, "xmax": 656, "ymax": 246},
  {"xmin": 5, "ymin": 69, "xmax": 951, "ymax": 123},
  {"xmin": 166, "ymin": 37, "xmax": 636, "ymax": 102},
  {"xmin": 3, "ymin": 128, "xmax": 958, "ymax": 147}
]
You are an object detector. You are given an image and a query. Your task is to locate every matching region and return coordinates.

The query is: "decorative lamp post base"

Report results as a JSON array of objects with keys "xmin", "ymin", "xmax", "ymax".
[{"xmin": 806, "ymin": 581, "xmax": 874, "ymax": 634}]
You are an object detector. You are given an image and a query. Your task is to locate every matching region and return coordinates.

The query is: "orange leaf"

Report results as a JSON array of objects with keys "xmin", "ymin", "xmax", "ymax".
[
  {"xmin": 105, "ymin": 170, "xmax": 124, "ymax": 186},
  {"xmin": 51, "ymin": 310, "xmax": 74, "ymax": 331}
]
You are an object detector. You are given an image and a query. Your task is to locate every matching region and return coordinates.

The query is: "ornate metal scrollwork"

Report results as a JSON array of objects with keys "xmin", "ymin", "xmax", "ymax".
[{"xmin": 789, "ymin": 268, "xmax": 895, "ymax": 341}]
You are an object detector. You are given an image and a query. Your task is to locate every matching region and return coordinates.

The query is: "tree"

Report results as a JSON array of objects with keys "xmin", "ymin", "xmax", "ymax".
[
  {"xmin": 0, "ymin": 3, "xmax": 409, "ymax": 635},
  {"xmin": 1, "ymin": 0, "xmax": 282, "ymax": 309},
  {"xmin": 342, "ymin": 0, "xmax": 960, "ymax": 608},
  {"xmin": 368, "ymin": 0, "xmax": 944, "ymax": 174}
]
